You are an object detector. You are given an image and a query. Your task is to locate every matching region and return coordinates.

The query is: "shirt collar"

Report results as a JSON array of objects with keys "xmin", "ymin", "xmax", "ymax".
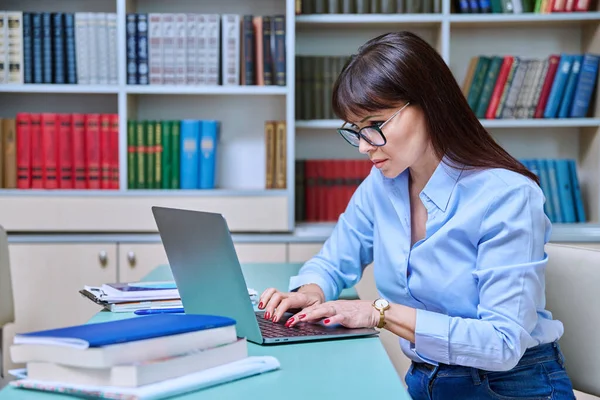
[{"xmin": 421, "ymin": 156, "xmax": 464, "ymax": 212}]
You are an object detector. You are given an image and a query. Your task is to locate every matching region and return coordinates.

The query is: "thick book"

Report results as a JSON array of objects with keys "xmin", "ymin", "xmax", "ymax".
[
  {"xmin": 11, "ymin": 314, "xmax": 238, "ymax": 368},
  {"xmin": 26, "ymin": 338, "xmax": 248, "ymax": 388},
  {"xmin": 13, "ymin": 314, "xmax": 236, "ymax": 349},
  {"xmin": 11, "ymin": 356, "xmax": 280, "ymax": 400}
]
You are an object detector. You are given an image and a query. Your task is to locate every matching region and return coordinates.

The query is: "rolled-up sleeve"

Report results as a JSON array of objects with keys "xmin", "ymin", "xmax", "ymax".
[
  {"xmin": 289, "ymin": 172, "xmax": 375, "ymax": 302},
  {"xmin": 414, "ymin": 184, "xmax": 550, "ymax": 371}
]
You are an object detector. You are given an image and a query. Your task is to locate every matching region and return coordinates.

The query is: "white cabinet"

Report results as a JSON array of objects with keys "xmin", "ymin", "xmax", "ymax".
[
  {"xmin": 9, "ymin": 243, "xmax": 117, "ymax": 331},
  {"xmin": 287, "ymin": 243, "xmax": 323, "ymax": 263},
  {"xmin": 117, "ymin": 242, "xmax": 288, "ymax": 284}
]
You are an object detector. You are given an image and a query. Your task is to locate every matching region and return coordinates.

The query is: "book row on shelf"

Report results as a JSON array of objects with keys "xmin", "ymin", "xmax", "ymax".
[
  {"xmin": 522, "ymin": 158, "xmax": 585, "ymax": 224},
  {"xmin": 127, "ymin": 119, "xmax": 219, "ymax": 191},
  {"xmin": 462, "ymin": 53, "xmax": 600, "ymax": 120},
  {"xmin": 0, "ymin": 11, "xmax": 286, "ymax": 87},
  {"xmin": 0, "ymin": 11, "xmax": 117, "ymax": 85},
  {"xmin": 126, "ymin": 119, "xmax": 288, "ymax": 191},
  {"xmin": 126, "ymin": 13, "xmax": 286, "ymax": 87},
  {"xmin": 295, "ymin": 159, "xmax": 373, "ymax": 223},
  {"xmin": 297, "ymin": 0, "xmax": 441, "ymax": 14},
  {"xmin": 295, "ymin": 55, "xmax": 350, "ymax": 120},
  {"xmin": 455, "ymin": 0, "xmax": 593, "ymax": 13},
  {"xmin": 294, "ymin": 158, "xmax": 586, "ymax": 224},
  {"xmin": 0, "ymin": 113, "xmax": 119, "ymax": 190}
]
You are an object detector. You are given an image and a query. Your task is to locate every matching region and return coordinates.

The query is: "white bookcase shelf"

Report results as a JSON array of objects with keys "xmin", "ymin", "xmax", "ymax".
[
  {"xmin": 449, "ymin": 11, "xmax": 600, "ymax": 27},
  {"xmin": 296, "ymin": 118, "xmax": 600, "ymax": 129},
  {"xmin": 1, "ymin": 0, "xmax": 600, "ymax": 239},
  {"xmin": 295, "ymin": 13, "xmax": 444, "ymax": 27},
  {"xmin": 125, "ymin": 85, "xmax": 289, "ymax": 96},
  {"xmin": 0, "ymin": 84, "xmax": 120, "ymax": 94}
]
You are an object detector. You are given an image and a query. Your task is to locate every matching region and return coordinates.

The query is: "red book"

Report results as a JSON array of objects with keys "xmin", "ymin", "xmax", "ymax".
[
  {"xmin": 332, "ymin": 160, "xmax": 346, "ymax": 220},
  {"xmin": 565, "ymin": 0, "xmax": 575, "ymax": 10},
  {"xmin": 552, "ymin": 0, "xmax": 566, "ymax": 11},
  {"xmin": 109, "ymin": 114, "xmax": 119, "ymax": 189},
  {"xmin": 85, "ymin": 114, "xmax": 101, "ymax": 189},
  {"xmin": 29, "ymin": 114, "xmax": 43, "ymax": 189},
  {"xmin": 534, "ymin": 55, "xmax": 560, "ymax": 118},
  {"xmin": 100, "ymin": 114, "xmax": 112, "ymax": 189},
  {"xmin": 304, "ymin": 160, "xmax": 318, "ymax": 222},
  {"xmin": 574, "ymin": 0, "xmax": 589, "ymax": 10},
  {"xmin": 57, "ymin": 114, "xmax": 73, "ymax": 189},
  {"xmin": 485, "ymin": 56, "xmax": 514, "ymax": 120},
  {"xmin": 16, "ymin": 113, "xmax": 32, "ymax": 189},
  {"xmin": 41, "ymin": 113, "xmax": 58, "ymax": 189},
  {"xmin": 71, "ymin": 114, "xmax": 87, "ymax": 189},
  {"xmin": 323, "ymin": 160, "xmax": 335, "ymax": 221}
]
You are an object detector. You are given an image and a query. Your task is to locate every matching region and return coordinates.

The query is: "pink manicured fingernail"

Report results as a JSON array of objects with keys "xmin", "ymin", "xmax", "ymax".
[
  {"xmin": 298, "ymin": 314, "xmax": 306, "ymax": 320},
  {"xmin": 324, "ymin": 319, "xmax": 330, "ymax": 324},
  {"xmin": 272, "ymin": 315, "xmax": 278, "ymax": 323},
  {"xmin": 258, "ymin": 302, "xmax": 263, "ymax": 309},
  {"xmin": 265, "ymin": 312, "xmax": 270, "ymax": 320},
  {"xmin": 285, "ymin": 318, "xmax": 294, "ymax": 327}
]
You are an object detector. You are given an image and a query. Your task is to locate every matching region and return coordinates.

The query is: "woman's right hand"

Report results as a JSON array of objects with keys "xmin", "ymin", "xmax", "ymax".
[{"xmin": 258, "ymin": 283, "xmax": 325, "ymax": 325}]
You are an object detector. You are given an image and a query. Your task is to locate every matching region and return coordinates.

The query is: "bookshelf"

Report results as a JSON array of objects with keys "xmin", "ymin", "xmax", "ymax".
[{"xmin": 1, "ymin": 0, "xmax": 600, "ymax": 242}]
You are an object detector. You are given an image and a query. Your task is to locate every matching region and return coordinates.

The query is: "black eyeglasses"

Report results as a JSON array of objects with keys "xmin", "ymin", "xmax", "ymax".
[{"xmin": 337, "ymin": 102, "xmax": 410, "ymax": 147}]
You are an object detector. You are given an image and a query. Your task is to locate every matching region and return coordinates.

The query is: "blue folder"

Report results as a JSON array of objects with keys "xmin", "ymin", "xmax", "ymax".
[{"xmin": 14, "ymin": 314, "xmax": 236, "ymax": 349}]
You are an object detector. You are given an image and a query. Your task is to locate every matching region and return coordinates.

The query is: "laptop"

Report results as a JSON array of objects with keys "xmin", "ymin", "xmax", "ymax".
[{"xmin": 151, "ymin": 206, "xmax": 378, "ymax": 345}]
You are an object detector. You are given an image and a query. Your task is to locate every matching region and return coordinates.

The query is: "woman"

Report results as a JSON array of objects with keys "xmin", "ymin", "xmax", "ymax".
[{"xmin": 259, "ymin": 31, "xmax": 575, "ymax": 399}]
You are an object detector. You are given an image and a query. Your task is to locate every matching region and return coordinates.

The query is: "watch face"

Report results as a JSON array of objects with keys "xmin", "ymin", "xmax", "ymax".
[{"xmin": 375, "ymin": 298, "xmax": 389, "ymax": 309}]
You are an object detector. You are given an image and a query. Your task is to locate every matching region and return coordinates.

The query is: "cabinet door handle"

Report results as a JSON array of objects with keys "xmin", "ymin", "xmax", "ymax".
[
  {"xmin": 127, "ymin": 251, "xmax": 136, "ymax": 267},
  {"xmin": 98, "ymin": 250, "xmax": 108, "ymax": 267}
]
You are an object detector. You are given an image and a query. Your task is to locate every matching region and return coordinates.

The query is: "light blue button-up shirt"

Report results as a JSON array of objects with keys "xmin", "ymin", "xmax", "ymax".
[{"xmin": 289, "ymin": 159, "xmax": 564, "ymax": 372}]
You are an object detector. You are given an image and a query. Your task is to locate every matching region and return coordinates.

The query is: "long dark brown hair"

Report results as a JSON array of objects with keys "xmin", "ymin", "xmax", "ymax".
[{"xmin": 331, "ymin": 31, "xmax": 539, "ymax": 185}]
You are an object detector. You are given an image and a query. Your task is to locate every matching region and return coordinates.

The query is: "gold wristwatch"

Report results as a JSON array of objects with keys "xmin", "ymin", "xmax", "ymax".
[{"xmin": 372, "ymin": 298, "xmax": 390, "ymax": 329}]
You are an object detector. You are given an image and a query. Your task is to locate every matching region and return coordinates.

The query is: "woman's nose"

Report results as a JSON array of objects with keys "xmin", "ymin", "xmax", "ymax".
[{"xmin": 358, "ymin": 137, "xmax": 374, "ymax": 155}]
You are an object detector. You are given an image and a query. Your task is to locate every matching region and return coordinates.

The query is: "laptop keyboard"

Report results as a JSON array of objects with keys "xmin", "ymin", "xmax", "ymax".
[{"xmin": 256, "ymin": 314, "xmax": 333, "ymax": 338}]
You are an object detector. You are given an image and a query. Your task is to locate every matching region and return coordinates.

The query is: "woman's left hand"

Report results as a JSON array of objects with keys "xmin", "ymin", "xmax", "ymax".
[{"xmin": 285, "ymin": 300, "xmax": 380, "ymax": 329}]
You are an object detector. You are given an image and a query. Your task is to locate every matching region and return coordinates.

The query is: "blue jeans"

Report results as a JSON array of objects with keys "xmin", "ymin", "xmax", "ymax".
[{"xmin": 405, "ymin": 342, "xmax": 576, "ymax": 400}]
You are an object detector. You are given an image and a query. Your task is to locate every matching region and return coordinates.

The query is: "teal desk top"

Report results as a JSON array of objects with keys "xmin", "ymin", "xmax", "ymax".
[{"xmin": 0, "ymin": 263, "xmax": 409, "ymax": 400}]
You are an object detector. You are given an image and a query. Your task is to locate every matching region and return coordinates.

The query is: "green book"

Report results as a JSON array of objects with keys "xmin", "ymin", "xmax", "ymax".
[
  {"xmin": 467, "ymin": 56, "xmax": 491, "ymax": 112},
  {"xmin": 161, "ymin": 121, "xmax": 172, "ymax": 189},
  {"xmin": 136, "ymin": 120, "xmax": 146, "ymax": 189},
  {"xmin": 154, "ymin": 121, "xmax": 162, "ymax": 189},
  {"xmin": 170, "ymin": 120, "xmax": 180, "ymax": 189},
  {"xmin": 475, "ymin": 56, "xmax": 503, "ymax": 119},
  {"xmin": 127, "ymin": 120, "xmax": 137, "ymax": 189},
  {"xmin": 146, "ymin": 121, "xmax": 156, "ymax": 189}
]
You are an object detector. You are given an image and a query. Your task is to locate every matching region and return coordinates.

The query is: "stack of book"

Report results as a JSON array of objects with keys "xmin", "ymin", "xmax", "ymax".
[
  {"xmin": 9, "ymin": 314, "xmax": 279, "ymax": 399},
  {"xmin": 80, "ymin": 280, "xmax": 258, "ymax": 313}
]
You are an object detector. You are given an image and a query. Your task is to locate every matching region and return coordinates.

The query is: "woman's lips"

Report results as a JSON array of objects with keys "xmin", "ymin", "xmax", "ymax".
[{"xmin": 372, "ymin": 159, "xmax": 388, "ymax": 168}]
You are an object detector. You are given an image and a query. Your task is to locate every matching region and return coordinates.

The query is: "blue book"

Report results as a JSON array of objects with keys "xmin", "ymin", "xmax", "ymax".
[
  {"xmin": 567, "ymin": 159, "xmax": 586, "ymax": 223},
  {"xmin": 536, "ymin": 159, "xmax": 556, "ymax": 222},
  {"xmin": 557, "ymin": 54, "xmax": 582, "ymax": 118},
  {"xmin": 31, "ymin": 13, "xmax": 43, "ymax": 83},
  {"xmin": 199, "ymin": 120, "xmax": 219, "ymax": 189},
  {"xmin": 14, "ymin": 314, "xmax": 236, "ymax": 349},
  {"xmin": 569, "ymin": 53, "xmax": 600, "ymax": 118},
  {"xmin": 555, "ymin": 159, "xmax": 576, "ymax": 223},
  {"xmin": 41, "ymin": 13, "xmax": 53, "ymax": 83},
  {"xmin": 180, "ymin": 120, "xmax": 200, "ymax": 189},
  {"xmin": 64, "ymin": 13, "xmax": 77, "ymax": 84},
  {"xmin": 544, "ymin": 54, "xmax": 573, "ymax": 118},
  {"xmin": 22, "ymin": 13, "xmax": 33, "ymax": 84},
  {"xmin": 546, "ymin": 159, "xmax": 563, "ymax": 223},
  {"xmin": 52, "ymin": 13, "xmax": 65, "ymax": 84}
]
